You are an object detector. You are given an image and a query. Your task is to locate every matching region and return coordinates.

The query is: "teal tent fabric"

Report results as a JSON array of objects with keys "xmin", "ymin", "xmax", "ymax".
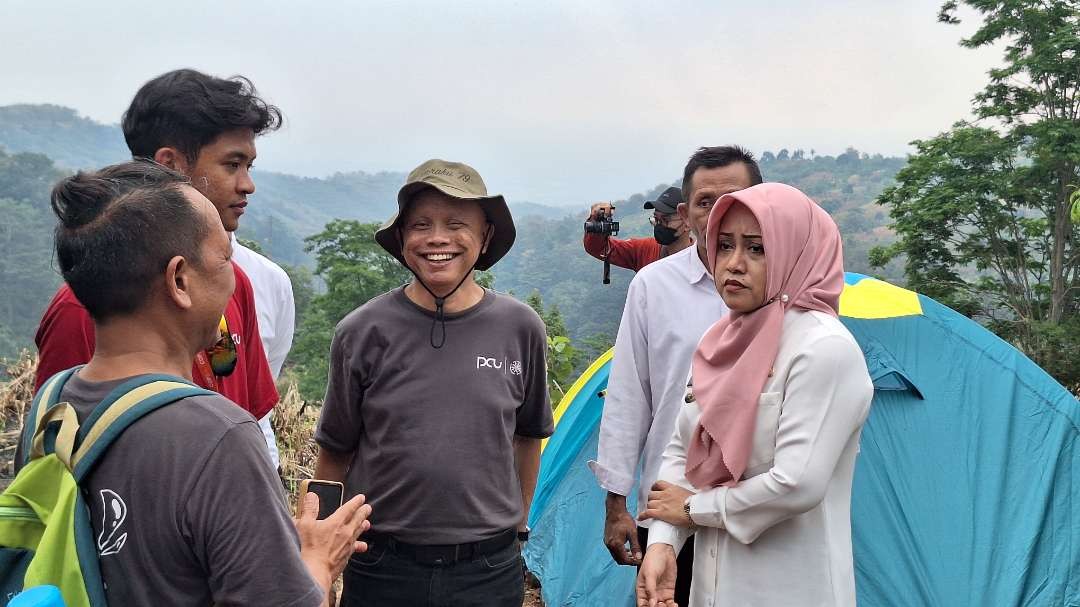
[
  {"xmin": 525, "ymin": 352, "xmax": 636, "ymax": 606},
  {"xmin": 525, "ymin": 273, "xmax": 1079, "ymax": 606},
  {"xmin": 847, "ymin": 294, "xmax": 1079, "ymax": 606}
]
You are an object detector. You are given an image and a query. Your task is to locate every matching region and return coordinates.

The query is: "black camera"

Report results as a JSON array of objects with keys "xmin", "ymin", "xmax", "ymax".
[{"xmin": 584, "ymin": 209, "xmax": 620, "ymax": 236}]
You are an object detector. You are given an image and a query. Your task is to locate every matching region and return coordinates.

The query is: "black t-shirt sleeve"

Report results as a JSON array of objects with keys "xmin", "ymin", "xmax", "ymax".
[
  {"xmin": 516, "ymin": 311, "xmax": 555, "ymax": 438},
  {"xmin": 315, "ymin": 323, "xmax": 364, "ymax": 453},
  {"xmin": 182, "ymin": 422, "xmax": 323, "ymax": 607}
]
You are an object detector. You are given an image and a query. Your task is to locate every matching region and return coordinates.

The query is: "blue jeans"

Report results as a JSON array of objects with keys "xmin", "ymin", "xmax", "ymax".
[{"xmin": 340, "ymin": 540, "xmax": 524, "ymax": 607}]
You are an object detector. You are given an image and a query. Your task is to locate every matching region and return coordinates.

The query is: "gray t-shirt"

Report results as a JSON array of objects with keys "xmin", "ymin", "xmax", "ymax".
[
  {"xmin": 315, "ymin": 287, "xmax": 554, "ymax": 545},
  {"xmin": 19, "ymin": 373, "xmax": 324, "ymax": 606}
]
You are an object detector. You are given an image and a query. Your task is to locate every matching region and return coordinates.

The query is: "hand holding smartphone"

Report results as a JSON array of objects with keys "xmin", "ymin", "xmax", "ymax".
[{"xmin": 297, "ymin": 479, "xmax": 345, "ymax": 520}]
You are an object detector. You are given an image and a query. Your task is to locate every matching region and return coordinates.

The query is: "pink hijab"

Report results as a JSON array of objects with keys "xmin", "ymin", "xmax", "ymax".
[{"xmin": 685, "ymin": 182, "xmax": 845, "ymax": 489}]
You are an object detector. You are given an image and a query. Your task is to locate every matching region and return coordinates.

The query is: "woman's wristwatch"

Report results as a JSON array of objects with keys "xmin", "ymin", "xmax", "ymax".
[{"xmin": 683, "ymin": 497, "xmax": 694, "ymax": 527}]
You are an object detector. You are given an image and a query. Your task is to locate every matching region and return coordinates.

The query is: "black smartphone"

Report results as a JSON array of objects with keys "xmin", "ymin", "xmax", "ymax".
[{"xmin": 297, "ymin": 479, "xmax": 344, "ymax": 520}]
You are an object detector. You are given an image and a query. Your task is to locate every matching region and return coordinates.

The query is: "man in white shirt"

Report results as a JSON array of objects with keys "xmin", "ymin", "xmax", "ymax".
[
  {"xmin": 588, "ymin": 146, "xmax": 761, "ymax": 605},
  {"xmin": 232, "ymin": 236, "xmax": 296, "ymax": 469}
]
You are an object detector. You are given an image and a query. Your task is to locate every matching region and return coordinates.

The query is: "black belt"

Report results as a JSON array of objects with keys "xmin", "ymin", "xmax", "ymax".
[{"xmin": 364, "ymin": 529, "xmax": 517, "ymax": 566}]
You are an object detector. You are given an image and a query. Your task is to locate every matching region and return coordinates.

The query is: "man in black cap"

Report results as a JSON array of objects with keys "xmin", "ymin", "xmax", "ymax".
[
  {"xmin": 313, "ymin": 159, "xmax": 554, "ymax": 606},
  {"xmin": 583, "ymin": 186, "xmax": 691, "ymax": 272}
]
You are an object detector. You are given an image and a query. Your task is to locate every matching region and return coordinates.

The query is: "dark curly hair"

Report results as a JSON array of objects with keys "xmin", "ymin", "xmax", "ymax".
[{"xmin": 122, "ymin": 68, "xmax": 282, "ymax": 163}]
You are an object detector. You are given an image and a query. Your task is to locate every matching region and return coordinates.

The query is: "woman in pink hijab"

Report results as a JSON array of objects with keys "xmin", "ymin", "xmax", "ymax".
[{"xmin": 636, "ymin": 183, "xmax": 874, "ymax": 607}]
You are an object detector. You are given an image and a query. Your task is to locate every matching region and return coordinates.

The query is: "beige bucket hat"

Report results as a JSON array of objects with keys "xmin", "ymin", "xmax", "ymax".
[{"xmin": 375, "ymin": 159, "xmax": 516, "ymax": 271}]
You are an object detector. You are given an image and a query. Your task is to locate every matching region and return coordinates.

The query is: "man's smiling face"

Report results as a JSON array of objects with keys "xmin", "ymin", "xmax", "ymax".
[{"xmin": 400, "ymin": 189, "xmax": 491, "ymax": 294}]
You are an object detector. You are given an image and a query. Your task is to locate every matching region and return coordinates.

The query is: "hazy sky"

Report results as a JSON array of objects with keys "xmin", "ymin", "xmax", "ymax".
[{"xmin": 0, "ymin": 0, "xmax": 1001, "ymax": 205}]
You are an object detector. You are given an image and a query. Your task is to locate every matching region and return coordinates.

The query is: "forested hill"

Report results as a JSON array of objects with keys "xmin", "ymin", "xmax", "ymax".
[
  {"xmin": 0, "ymin": 105, "xmax": 129, "ymax": 169},
  {"xmin": 497, "ymin": 151, "xmax": 907, "ymax": 346},
  {"xmin": 0, "ymin": 104, "xmax": 576, "ymax": 266},
  {"xmin": 0, "ymin": 103, "xmax": 907, "ymax": 361}
]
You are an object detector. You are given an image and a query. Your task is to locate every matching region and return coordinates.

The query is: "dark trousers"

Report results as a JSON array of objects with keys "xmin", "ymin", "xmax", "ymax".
[
  {"xmin": 340, "ymin": 540, "xmax": 524, "ymax": 607},
  {"xmin": 638, "ymin": 526, "xmax": 693, "ymax": 606}
]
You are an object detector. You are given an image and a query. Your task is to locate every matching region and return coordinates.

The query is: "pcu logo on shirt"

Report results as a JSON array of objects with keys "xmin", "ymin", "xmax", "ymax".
[
  {"xmin": 476, "ymin": 355, "xmax": 523, "ymax": 375},
  {"xmin": 477, "ymin": 356, "xmax": 504, "ymax": 370}
]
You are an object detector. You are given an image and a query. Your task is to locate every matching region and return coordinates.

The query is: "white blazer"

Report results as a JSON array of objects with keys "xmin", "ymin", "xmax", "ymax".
[{"xmin": 648, "ymin": 309, "xmax": 874, "ymax": 607}]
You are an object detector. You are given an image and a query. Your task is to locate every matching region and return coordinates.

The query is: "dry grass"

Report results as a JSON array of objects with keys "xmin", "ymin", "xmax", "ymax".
[
  {"xmin": 1, "ymin": 350, "xmax": 36, "ymax": 487},
  {"xmin": 272, "ymin": 376, "xmax": 321, "ymax": 497}
]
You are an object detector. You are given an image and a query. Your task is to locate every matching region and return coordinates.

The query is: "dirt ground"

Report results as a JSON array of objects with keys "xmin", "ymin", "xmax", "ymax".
[{"xmin": 524, "ymin": 573, "xmax": 544, "ymax": 606}]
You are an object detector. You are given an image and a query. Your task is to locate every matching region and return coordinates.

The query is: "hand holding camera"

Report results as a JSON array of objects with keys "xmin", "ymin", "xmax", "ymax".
[{"xmin": 585, "ymin": 202, "xmax": 620, "ymax": 236}]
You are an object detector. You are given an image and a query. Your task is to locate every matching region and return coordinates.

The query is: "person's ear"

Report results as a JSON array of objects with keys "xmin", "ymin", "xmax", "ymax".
[
  {"xmin": 153, "ymin": 147, "xmax": 190, "ymax": 174},
  {"xmin": 480, "ymin": 223, "xmax": 494, "ymax": 254},
  {"xmin": 677, "ymin": 202, "xmax": 690, "ymax": 223},
  {"xmin": 165, "ymin": 255, "xmax": 194, "ymax": 310}
]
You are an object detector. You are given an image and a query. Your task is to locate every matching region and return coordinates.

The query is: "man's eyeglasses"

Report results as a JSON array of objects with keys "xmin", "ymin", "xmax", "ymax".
[
  {"xmin": 205, "ymin": 315, "xmax": 237, "ymax": 377},
  {"xmin": 649, "ymin": 214, "xmax": 680, "ymax": 227}
]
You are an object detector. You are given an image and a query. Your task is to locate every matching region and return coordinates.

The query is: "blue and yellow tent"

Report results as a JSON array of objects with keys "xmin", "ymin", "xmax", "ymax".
[{"xmin": 524, "ymin": 273, "xmax": 1080, "ymax": 606}]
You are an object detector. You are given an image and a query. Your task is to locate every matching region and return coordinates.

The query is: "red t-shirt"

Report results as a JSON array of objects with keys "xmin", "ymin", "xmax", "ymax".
[
  {"xmin": 583, "ymin": 234, "xmax": 662, "ymax": 273},
  {"xmin": 33, "ymin": 263, "xmax": 279, "ymax": 420}
]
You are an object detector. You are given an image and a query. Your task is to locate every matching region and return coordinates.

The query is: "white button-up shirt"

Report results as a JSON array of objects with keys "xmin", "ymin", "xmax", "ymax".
[
  {"xmin": 588, "ymin": 245, "xmax": 728, "ymax": 524},
  {"xmin": 648, "ymin": 310, "xmax": 874, "ymax": 606},
  {"xmin": 231, "ymin": 236, "xmax": 296, "ymax": 468}
]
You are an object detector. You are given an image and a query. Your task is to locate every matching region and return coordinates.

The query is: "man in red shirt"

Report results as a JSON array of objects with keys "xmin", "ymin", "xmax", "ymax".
[
  {"xmin": 583, "ymin": 187, "xmax": 692, "ymax": 273},
  {"xmin": 33, "ymin": 69, "xmax": 280, "ymax": 421}
]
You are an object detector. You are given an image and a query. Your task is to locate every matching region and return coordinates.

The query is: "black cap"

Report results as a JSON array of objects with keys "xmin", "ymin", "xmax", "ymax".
[{"xmin": 643, "ymin": 186, "xmax": 683, "ymax": 214}]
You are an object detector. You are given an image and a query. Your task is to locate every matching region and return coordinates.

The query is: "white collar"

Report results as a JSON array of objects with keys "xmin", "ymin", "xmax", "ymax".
[{"xmin": 686, "ymin": 245, "xmax": 713, "ymax": 285}]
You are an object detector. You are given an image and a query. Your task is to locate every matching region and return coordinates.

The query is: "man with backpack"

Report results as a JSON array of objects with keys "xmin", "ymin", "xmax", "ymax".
[
  {"xmin": 33, "ymin": 69, "xmax": 283, "ymax": 460},
  {"xmin": 5, "ymin": 161, "xmax": 370, "ymax": 605}
]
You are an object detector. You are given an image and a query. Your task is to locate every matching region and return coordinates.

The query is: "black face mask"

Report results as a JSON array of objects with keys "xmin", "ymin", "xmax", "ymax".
[{"xmin": 653, "ymin": 224, "xmax": 680, "ymax": 245}]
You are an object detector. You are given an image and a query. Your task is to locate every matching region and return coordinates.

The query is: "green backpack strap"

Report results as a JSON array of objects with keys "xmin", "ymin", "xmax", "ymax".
[
  {"xmin": 28, "ymin": 404, "xmax": 81, "ymax": 470},
  {"xmin": 21, "ymin": 370, "xmax": 213, "ymax": 478},
  {"xmin": 67, "ymin": 375, "xmax": 212, "ymax": 606},
  {"xmin": 14, "ymin": 373, "xmax": 213, "ymax": 607},
  {"xmin": 21, "ymin": 368, "xmax": 81, "ymax": 468},
  {"xmin": 68, "ymin": 374, "xmax": 214, "ymax": 481}
]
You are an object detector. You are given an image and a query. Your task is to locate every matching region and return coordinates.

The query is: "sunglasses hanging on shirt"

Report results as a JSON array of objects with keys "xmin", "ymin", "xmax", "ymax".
[{"xmin": 194, "ymin": 315, "xmax": 237, "ymax": 390}]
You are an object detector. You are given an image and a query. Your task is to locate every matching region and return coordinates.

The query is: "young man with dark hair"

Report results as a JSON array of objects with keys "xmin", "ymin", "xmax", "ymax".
[
  {"xmin": 583, "ymin": 187, "xmax": 692, "ymax": 272},
  {"xmin": 35, "ymin": 69, "xmax": 288, "ymax": 461},
  {"xmin": 18, "ymin": 161, "xmax": 371, "ymax": 605},
  {"xmin": 590, "ymin": 145, "xmax": 763, "ymax": 606},
  {"xmin": 314, "ymin": 159, "xmax": 553, "ymax": 606}
]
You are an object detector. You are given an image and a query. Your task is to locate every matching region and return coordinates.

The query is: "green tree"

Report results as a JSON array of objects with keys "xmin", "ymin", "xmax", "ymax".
[
  {"xmin": 0, "ymin": 150, "xmax": 66, "ymax": 359},
  {"xmin": 305, "ymin": 220, "xmax": 411, "ymax": 321},
  {"xmin": 578, "ymin": 332, "xmax": 615, "ymax": 365},
  {"xmin": 289, "ymin": 220, "xmax": 411, "ymax": 399},
  {"xmin": 872, "ymin": 0, "xmax": 1080, "ymax": 389},
  {"xmin": 281, "ymin": 263, "xmax": 315, "ymax": 322},
  {"xmin": 236, "ymin": 237, "xmax": 265, "ymax": 256},
  {"xmin": 526, "ymin": 290, "xmax": 581, "ymax": 404}
]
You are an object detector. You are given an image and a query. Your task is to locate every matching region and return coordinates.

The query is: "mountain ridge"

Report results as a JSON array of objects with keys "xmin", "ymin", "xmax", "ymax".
[{"xmin": 0, "ymin": 102, "xmax": 907, "ymax": 358}]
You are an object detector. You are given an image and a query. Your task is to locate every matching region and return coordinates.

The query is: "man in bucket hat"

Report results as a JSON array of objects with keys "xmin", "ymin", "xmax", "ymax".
[{"xmin": 314, "ymin": 159, "xmax": 554, "ymax": 606}]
